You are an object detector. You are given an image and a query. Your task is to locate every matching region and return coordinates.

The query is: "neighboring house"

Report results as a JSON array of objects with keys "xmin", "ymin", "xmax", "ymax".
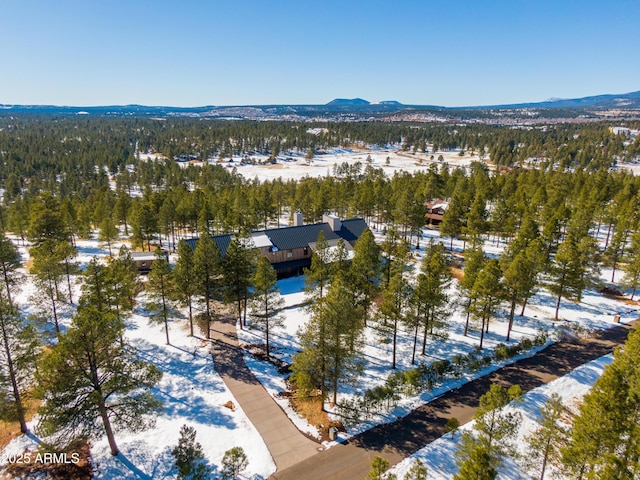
[
  {"xmin": 130, "ymin": 250, "xmax": 168, "ymax": 273},
  {"xmin": 185, "ymin": 214, "xmax": 368, "ymax": 278},
  {"xmin": 425, "ymin": 200, "xmax": 449, "ymax": 226}
]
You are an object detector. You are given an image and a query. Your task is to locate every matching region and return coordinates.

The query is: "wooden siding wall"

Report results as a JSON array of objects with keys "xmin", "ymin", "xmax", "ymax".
[{"xmin": 263, "ymin": 247, "xmax": 311, "ymax": 264}]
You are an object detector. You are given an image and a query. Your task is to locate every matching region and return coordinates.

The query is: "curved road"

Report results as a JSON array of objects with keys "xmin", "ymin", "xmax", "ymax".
[{"xmin": 270, "ymin": 321, "xmax": 635, "ymax": 480}]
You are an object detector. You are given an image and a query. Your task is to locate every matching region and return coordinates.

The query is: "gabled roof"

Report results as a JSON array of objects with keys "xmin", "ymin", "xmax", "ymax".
[
  {"xmin": 184, "ymin": 217, "xmax": 368, "ymax": 257},
  {"xmin": 184, "ymin": 234, "xmax": 233, "ymax": 257},
  {"xmin": 338, "ymin": 218, "xmax": 368, "ymax": 243},
  {"xmin": 130, "ymin": 251, "xmax": 157, "ymax": 261},
  {"xmin": 256, "ymin": 223, "xmax": 340, "ymax": 251}
]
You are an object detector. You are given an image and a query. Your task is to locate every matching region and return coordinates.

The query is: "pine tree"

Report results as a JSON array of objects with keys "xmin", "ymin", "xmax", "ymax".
[
  {"xmin": 29, "ymin": 240, "xmax": 65, "ymax": 333},
  {"xmin": 105, "ymin": 246, "xmax": 139, "ymax": 324},
  {"xmin": 193, "ymin": 233, "xmax": 222, "ymax": 338},
  {"xmin": 454, "ymin": 441, "xmax": 497, "ymax": 480},
  {"xmin": 0, "ymin": 234, "xmax": 22, "ymax": 308},
  {"xmin": 331, "ymin": 238, "xmax": 351, "ymax": 280},
  {"xmin": 548, "ymin": 235, "xmax": 583, "ymax": 320},
  {"xmin": 293, "ymin": 275, "xmax": 364, "ymax": 404},
  {"xmin": 221, "ymin": 446, "xmax": 248, "ymax": 480},
  {"xmin": 36, "ymin": 305, "xmax": 162, "ymax": 455},
  {"xmin": 378, "ymin": 272, "xmax": 411, "ymax": 369},
  {"xmin": 0, "ymin": 300, "xmax": 40, "ymax": 433},
  {"xmin": 368, "ymin": 455, "xmax": 396, "ymax": 480},
  {"xmin": 403, "ymin": 458, "xmax": 427, "ymax": 480},
  {"xmin": 172, "ymin": 424, "xmax": 210, "ymax": 480},
  {"xmin": 501, "ymin": 240, "xmax": 542, "ymax": 341},
  {"xmin": 99, "ymin": 216, "xmax": 119, "ymax": 256},
  {"xmin": 222, "ymin": 236, "xmax": 257, "ymax": 329},
  {"xmin": 305, "ymin": 230, "xmax": 331, "ymax": 302},
  {"xmin": 54, "ymin": 240, "xmax": 79, "ymax": 305},
  {"xmin": 464, "ymin": 194, "xmax": 488, "ymax": 244},
  {"xmin": 249, "ymin": 257, "xmax": 284, "ymax": 357},
  {"xmin": 349, "ymin": 228, "xmax": 381, "ymax": 326},
  {"xmin": 131, "ymin": 201, "xmax": 158, "ymax": 251},
  {"xmin": 525, "ymin": 393, "xmax": 566, "ymax": 480},
  {"xmin": 441, "ymin": 182, "xmax": 469, "ymax": 250},
  {"xmin": 561, "ymin": 328, "xmax": 640, "ymax": 478},
  {"xmin": 410, "ymin": 240, "xmax": 451, "ymax": 362},
  {"xmin": 623, "ymin": 230, "xmax": 640, "ymax": 299},
  {"xmin": 460, "ymin": 246, "xmax": 485, "ymax": 337},
  {"xmin": 455, "ymin": 383, "xmax": 522, "ymax": 479},
  {"xmin": 469, "ymin": 259, "xmax": 502, "ymax": 349},
  {"xmin": 174, "ymin": 240, "xmax": 197, "ymax": 336},
  {"xmin": 114, "ymin": 193, "xmax": 132, "ymax": 236},
  {"xmin": 146, "ymin": 249, "xmax": 173, "ymax": 345},
  {"xmin": 26, "ymin": 192, "xmax": 68, "ymax": 246},
  {"xmin": 380, "ymin": 226, "xmax": 409, "ymax": 288}
]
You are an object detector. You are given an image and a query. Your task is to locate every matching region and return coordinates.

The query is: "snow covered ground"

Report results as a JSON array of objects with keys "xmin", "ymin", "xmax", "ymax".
[
  {"xmin": 1, "ymin": 237, "xmax": 276, "ymax": 479},
  {"xmin": 387, "ymin": 353, "xmax": 614, "ymax": 480},
  {"xmin": 237, "ymin": 225, "xmax": 638, "ymax": 441},
  {"xmin": 177, "ymin": 147, "xmax": 479, "ymax": 182},
  {"xmin": 2, "ymin": 145, "xmax": 638, "ymax": 477}
]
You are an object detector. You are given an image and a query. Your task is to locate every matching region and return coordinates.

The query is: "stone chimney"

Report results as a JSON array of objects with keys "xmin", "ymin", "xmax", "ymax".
[
  {"xmin": 323, "ymin": 213, "xmax": 342, "ymax": 232},
  {"xmin": 293, "ymin": 211, "xmax": 304, "ymax": 226}
]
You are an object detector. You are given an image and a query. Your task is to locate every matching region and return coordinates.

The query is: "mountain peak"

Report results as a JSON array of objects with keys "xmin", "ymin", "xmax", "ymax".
[{"xmin": 326, "ymin": 98, "xmax": 370, "ymax": 106}]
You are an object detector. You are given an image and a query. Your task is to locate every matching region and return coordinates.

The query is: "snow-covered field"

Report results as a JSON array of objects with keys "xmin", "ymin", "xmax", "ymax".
[
  {"xmin": 1, "ymin": 237, "xmax": 276, "ymax": 479},
  {"xmin": 387, "ymin": 353, "xmax": 614, "ymax": 480},
  {"xmin": 180, "ymin": 147, "xmax": 479, "ymax": 182}
]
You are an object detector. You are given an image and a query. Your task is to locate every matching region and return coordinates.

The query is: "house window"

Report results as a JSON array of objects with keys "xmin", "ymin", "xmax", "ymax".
[
  {"xmin": 287, "ymin": 251, "xmax": 293, "ymax": 258},
  {"xmin": 303, "ymin": 247, "xmax": 308, "ymax": 256}
]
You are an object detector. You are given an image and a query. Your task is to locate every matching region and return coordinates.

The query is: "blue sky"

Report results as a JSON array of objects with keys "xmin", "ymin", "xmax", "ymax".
[{"xmin": 1, "ymin": 0, "xmax": 638, "ymax": 107}]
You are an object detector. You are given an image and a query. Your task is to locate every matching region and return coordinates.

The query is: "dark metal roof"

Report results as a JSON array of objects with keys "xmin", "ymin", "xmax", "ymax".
[
  {"xmin": 183, "ymin": 234, "xmax": 233, "ymax": 257},
  {"xmin": 338, "ymin": 218, "xmax": 368, "ymax": 243},
  {"xmin": 183, "ymin": 218, "xmax": 368, "ymax": 258},
  {"xmin": 255, "ymin": 223, "xmax": 340, "ymax": 251}
]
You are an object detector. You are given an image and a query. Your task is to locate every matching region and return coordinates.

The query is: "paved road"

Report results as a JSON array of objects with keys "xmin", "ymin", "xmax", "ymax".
[
  {"xmin": 271, "ymin": 322, "xmax": 635, "ymax": 480},
  {"xmin": 209, "ymin": 317, "xmax": 320, "ymax": 472}
]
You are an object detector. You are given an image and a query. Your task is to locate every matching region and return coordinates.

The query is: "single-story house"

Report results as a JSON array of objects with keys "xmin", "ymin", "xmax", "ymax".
[
  {"xmin": 185, "ymin": 214, "xmax": 368, "ymax": 278},
  {"xmin": 130, "ymin": 250, "xmax": 169, "ymax": 273}
]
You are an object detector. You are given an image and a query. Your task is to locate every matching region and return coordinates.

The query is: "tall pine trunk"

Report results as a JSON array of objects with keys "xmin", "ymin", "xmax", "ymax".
[
  {"xmin": 332, "ymin": 324, "xmax": 340, "ymax": 406},
  {"xmin": 479, "ymin": 316, "xmax": 486, "ymax": 349},
  {"xmin": 391, "ymin": 316, "xmax": 397, "ymax": 369},
  {"xmin": 65, "ymin": 261, "xmax": 73, "ymax": 304},
  {"xmin": 0, "ymin": 319, "xmax": 27, "ymax": 433},
  {"xmin": 411, "ymin": 321, "xmax": 419, "ymax": 365},
  {"xmin": 264, "ymin": 296, "xmax": 270, "ymax": 357},
  {"xmin": 421, "ymin": 308, "xmax": 431, "ymax": 356},
  {"xmin": 506, "ymin": 297, "xmax": 517, "ymax": 342},
  {"xmin": 554, "ymin": 293, "xmax": 562, "ymax": 321},
  {"xmin": 1, "ymin": 264, "xmax": 14, "ymax": 308},
  {"xmin": 48, "ymin": 276, "xmax": 60, "ymax": 333},
  {"xmin": 463, "ymin": 299, "xmax": 472, "ymax": 336},
  {"xmin": 98, "ymin": 397, "xmax": 119, "ymax": 456}
]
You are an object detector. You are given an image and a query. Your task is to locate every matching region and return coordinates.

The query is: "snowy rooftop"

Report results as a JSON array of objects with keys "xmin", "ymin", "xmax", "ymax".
[{"xmin": 251, "ymin": 233, "xmax": 274, "ymax": 249}]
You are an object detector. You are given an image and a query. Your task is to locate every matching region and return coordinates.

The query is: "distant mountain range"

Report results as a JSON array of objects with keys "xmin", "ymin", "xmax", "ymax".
[
  {"xmin": 482, "ymin": 90, "xmax": 640, "ymax": 110},
  {"xmin": 1, "ymin": 90, "xmax": 639, "ymax": 119}
]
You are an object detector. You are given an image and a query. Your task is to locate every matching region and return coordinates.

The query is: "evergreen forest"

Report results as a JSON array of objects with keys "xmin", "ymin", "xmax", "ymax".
[{"xmin": 1, "ymin": 114, "xmax": 640, "ymax": 478}]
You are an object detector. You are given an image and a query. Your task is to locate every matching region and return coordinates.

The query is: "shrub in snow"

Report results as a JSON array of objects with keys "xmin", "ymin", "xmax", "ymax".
[
  {"xmin": 221, "ymin": 446, "xmax": 248, "ymax": 480},
  {"xmin": 336, "ymin": 332, "xmax": 548, "ymax": 424},
  {"xmin": 367, "ymin": 455, "xmax": 393, "ymax": 480},
  {"xmin": 172, "ymin": 424, "xmax": 210, "ymax": 480}
]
